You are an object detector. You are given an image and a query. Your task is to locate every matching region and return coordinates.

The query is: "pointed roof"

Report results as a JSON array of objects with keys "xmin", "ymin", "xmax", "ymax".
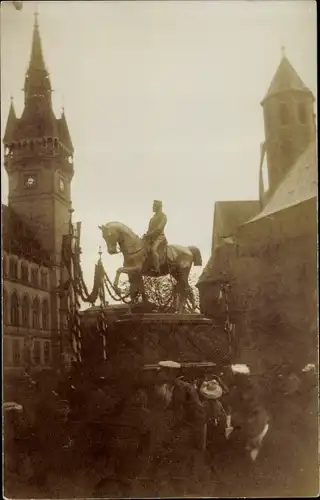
[
  {"xmin": 24, "ymin": 12, "xmax": 52, "ymax": 99},
  {"xmin": 11, "ymin": 13, "xmax": 59, "ymax": 141},
  {"xmin": 28, "ymin": 12, "xmax": 46, "ymax": 73},
  {"xmin": 57, "ymin": 109, "xmax": 74, "ymax": 153},
  {"xmin": 3, "ymin": 98, "xmax": 17, "ymax": 144},
  {"xmin": 261, "ymin": 53, "xmax": 314, "ymax": 104}
]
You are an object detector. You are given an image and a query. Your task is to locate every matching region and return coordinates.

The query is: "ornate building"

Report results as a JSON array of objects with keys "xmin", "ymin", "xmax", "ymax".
[
  {"xmin": 2, "ymin": 14, "xmax": 74, "ymax": 374},
  {"xmin": 197, "ymin": 51, "xmax": 317, "ymax": 369}
]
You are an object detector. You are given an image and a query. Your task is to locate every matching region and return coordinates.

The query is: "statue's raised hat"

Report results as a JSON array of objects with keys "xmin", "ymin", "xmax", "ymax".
[{"xmin": 154, "ymin": 200, "xmax": 162, "ymax": 206}]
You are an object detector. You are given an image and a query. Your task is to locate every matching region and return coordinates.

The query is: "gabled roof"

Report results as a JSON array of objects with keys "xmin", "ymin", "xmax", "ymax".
[
  {"xmin": 244, "ymin": 140, "xmax": 317, "ymax": 225},
  {"xmin": 212, "ymin": 200, "xmax": 260, "ymax": 249},
  {"xmin": 2, "ymin": 204, "xmax": 52, "ymax": 266},
  {"xmin": 261, "ymin": 55, "xmax": 314, "ymax": 104}
]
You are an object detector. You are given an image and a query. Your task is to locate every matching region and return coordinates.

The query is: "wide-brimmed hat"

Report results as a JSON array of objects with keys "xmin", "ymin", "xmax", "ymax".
[
  {"xmin": 231, "ymin": 364, "xmax": 250, "ymax": 375},
  {"xmin": 158, "ymin": 360, "xmax": 181, "ymax": 369},
  {"xmin": 302, "ymin": 363, "xmax": 316, "ymax": 373},
  {"xmin": 3, "ymin": 402, "xmax": 23, "ymax": 412},
  {"xmin": 200, "ymin": 380, "xmax": 223, "ymax": 400}
]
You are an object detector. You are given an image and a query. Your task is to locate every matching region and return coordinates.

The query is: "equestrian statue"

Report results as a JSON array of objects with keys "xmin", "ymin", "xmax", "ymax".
[{"xmin": 98, "ymin": 200, "xmax": 202, "ymax": 312}]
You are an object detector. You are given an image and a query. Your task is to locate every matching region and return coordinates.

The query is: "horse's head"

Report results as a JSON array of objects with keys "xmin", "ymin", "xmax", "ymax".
[
  {"xmin": 99, "ymin": 222, "xmax": 142, "ymax": 256},
  {"xmin": 98, "ymin": 223, "xmax": 119, "ymax": 255}
]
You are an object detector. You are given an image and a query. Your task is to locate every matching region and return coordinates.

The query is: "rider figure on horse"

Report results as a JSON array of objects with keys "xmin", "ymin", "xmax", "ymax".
[{"xmin": 143, "ymin": 200, "xmax": 167, "ymax": 273}]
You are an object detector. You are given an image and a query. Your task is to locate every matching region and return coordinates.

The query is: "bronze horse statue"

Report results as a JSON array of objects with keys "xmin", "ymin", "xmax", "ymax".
[{"xmin": 99, "ymin": 222, "xmax": 202, "ymax": 312}]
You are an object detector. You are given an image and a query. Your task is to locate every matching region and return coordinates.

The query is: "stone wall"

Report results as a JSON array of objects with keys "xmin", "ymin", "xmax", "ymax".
[{"xmin": 199, "ymin": 231, "xmax": 317, "ymax": 373}]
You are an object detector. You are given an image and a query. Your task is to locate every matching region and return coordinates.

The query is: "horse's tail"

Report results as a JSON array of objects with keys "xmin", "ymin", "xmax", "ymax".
[{"xmin": 188, "ymin": 246, "xmax": 202, "ymax": 267}]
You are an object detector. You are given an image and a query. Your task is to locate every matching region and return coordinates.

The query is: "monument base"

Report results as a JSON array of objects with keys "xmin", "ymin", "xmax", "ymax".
[{"xmin": 80, "ymin": 307, "xmax": 233, "ymax": 370}]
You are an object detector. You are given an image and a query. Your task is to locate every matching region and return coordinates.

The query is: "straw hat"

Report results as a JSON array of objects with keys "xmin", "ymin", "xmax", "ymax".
[
  {"xmin": 231, "ymin": 364, "xmax": 250, "ymax": 375},
  {"xmin": 3, "ymin": 402, "xmax": 23, "ymax": 412},
  {"xmin": 302, "ymin": 363, "xmax": 316, "ymax": 373},
  {"xmin": 158, "ymin": 360, "xmax": 181, "ymax": 369},
  {"xmin": 200, "ymin": 379, "xmax": 223, "ymax": 400}
]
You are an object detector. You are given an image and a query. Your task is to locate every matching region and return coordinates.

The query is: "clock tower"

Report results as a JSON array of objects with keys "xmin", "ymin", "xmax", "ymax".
[{"xmin": 3, "ymin": 13, "xmax": 74, "ymax": 264}]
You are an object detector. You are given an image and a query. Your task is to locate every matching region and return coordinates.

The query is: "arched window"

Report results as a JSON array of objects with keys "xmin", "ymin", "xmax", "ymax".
[
  {"xmin": 279, "ymin": 103, "xmax": 290, "ymax": 125},
  {"xmin": 3, "ymin": 254, "xmax": 8, "ymax": 278},
  {"xmin": 3, "ymin": 288, "xmax": 8, "ymax": 325},
  {"xmin": 10, "ymin": 291, "xmax": 20, "ymax": 326},
  {"xmin": 41, "ymin": 269, "xmax": 48, "ymax": 289},
  {"xmin": 9, "ymin": 257, "xmax": 18, "ymax": 280},
  {"xmin": 298, "ymin": 102, "xmax": 307, "ymax": 125},
  {"xmin": 31, "ymin": 267, "xmax": 39, "ymax": 287},
  {"xmin": 42, "ymin": 299, "xmax": 49, "ymax": 330},
  {"xmin": 32, "ymin": 297, "xmax": 40, "ymax": 329},
  {"xmin": 21, "ymin": 262, "xmax": 29, "ymax": 283},
  {"xmin": 22, "ymin": 295, "xmax": 30, "ymax": 327}
]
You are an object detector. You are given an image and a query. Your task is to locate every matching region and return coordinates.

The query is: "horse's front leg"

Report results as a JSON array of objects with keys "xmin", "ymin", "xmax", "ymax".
[
  {"xmin": 114, "ymin": 265, "xmax": 142, "ymax": 294},
  {"xmin": 113, "ymin": 267, "xmax": 124, "ymax": 294}
]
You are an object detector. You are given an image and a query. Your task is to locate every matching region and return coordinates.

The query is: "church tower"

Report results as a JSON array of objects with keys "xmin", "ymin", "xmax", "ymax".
[
  {"xmin": 261, "ymin": 49, "xmax": 316, "ymax": 196},
  {"xmin": 3, "ymin": 13, "xmax": 74, "ymax": 264}
]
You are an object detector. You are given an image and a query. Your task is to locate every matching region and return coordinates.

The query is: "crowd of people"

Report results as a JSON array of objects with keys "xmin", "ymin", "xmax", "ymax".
[{"xmin": 3, "ymin": 358, "xmax": 317, "ymax": 497}]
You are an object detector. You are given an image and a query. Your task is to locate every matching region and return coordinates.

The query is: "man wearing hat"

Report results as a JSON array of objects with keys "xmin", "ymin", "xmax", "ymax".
[{"xmin": 143, "ymin": 200, "xmax": 167, "ymax": 274}]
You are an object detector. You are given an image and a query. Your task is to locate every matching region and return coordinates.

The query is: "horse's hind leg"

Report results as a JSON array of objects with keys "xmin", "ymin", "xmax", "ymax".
[{"xmin": 177, "ymin": 267, "xmax": 192, "ymax": 313}]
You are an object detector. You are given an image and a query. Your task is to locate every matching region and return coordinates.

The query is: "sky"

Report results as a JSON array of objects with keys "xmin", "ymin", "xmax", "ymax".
[{"xmin": 1, "ymin": 0, "xmax": 317, "ymax": 294}]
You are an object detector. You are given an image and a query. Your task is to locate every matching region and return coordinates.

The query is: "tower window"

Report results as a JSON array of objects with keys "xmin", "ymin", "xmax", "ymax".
[
  {"xmin": 279, "ymin": 103, "xmax": 290, "ymax": 125},
  {"xmin": 298, "ymin": 103, "xmax": 307, "ymax": 124}
]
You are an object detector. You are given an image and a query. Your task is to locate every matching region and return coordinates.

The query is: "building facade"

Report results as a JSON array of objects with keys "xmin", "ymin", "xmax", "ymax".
[
  {"xmin": 197, "ymin": 52, "xmax": 317, "ymax": 370},
  {"xmin": 2, "ymin": 14, "xmax": 74, "ymax": 374}
]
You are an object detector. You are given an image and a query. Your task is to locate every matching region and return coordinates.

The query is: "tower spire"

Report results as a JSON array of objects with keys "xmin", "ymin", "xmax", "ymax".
[
  {"xmin": 34, "ymin": 12, "xmax": 39, "ymax": 28},
  {"xmin": 28, "ymin": 8, "xmax": 46, "ymax": 72}
]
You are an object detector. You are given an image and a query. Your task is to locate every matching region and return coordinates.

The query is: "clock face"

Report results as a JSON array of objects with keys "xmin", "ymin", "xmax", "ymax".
[
  {"xmin": 24, "ymin": 175, "xmax": 37, "ymax": 189},
  {"xmin": 59, "ymin": 179, "xmax": 65, "ymax": 192}
]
